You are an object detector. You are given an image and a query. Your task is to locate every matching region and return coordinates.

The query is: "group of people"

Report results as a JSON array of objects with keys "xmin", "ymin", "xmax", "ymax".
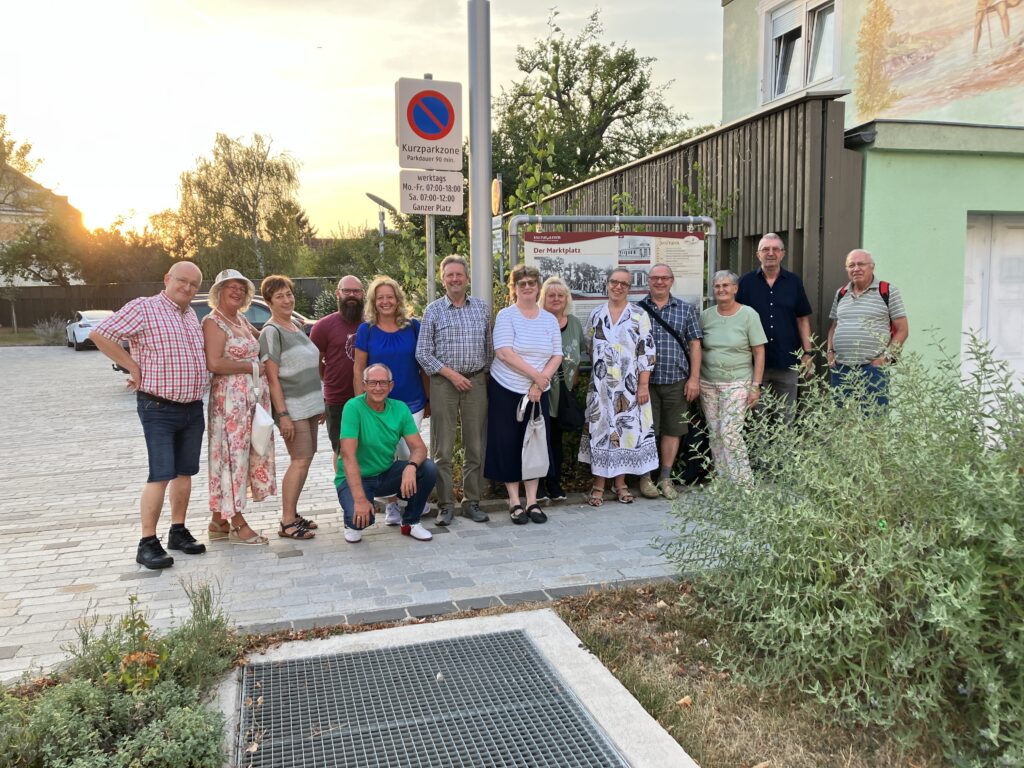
[{"xmin": 92, "ymin": 235, "xmax": 908, "ymax": 570}]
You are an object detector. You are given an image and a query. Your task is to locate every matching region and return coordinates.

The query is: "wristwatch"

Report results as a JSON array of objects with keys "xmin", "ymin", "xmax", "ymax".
[{"xmin": 407, "ymin": 461, "xmax": 420, "ymax": 470}]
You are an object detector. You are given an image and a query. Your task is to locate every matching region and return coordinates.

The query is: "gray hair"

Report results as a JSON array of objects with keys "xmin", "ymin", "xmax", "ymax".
[
  {"xmin": 648, "ymin": 263, "xmax": 674, "ymax": 278},
  {"xmin": 759, "ymin": 232, "xmax": 785, "ymax": 250},
  {"xmin": 439, "ymin": 254, "xmax": 469, "ymax": 276},
  {"xmin": 712, "ymin": 270, "xmax": 740, "ymax": 285},
  {"xmin": 362, "ymin": 363, "xmax": 393, "ymax": 383}
]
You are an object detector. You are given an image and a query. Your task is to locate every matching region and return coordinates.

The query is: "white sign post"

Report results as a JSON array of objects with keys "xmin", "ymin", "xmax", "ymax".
[{"xmin": 399, "ymin": 170, "xmax": 464, "ymax": 215}]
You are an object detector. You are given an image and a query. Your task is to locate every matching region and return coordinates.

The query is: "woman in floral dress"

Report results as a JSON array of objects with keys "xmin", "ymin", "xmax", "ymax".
[
  {"xmin": 578, "ymin": 268, "xmax": 659, "ymax": 505},
  {"xmin": 202, "ymin": 269, "xmax": 276, "ymax": 544}
]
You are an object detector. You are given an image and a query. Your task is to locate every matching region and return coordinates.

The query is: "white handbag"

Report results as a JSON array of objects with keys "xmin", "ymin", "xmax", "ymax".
[
  {"xmin": 250, "ymin": 361, "xmax": 275, "ymax": 456},
  {"xmin": 517, "ymin": 394, "xmax": 549, "ymax": 480}
]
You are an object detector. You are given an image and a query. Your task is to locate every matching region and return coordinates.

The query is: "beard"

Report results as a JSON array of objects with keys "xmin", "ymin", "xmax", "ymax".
[{"xmin": 340, "ymin": 297, "xmax": 363, "ymax": 324}]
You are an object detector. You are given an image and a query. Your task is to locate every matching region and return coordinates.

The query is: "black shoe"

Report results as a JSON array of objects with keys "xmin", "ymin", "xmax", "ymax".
[
  {"xmin": 436, "ymin": 505, "xmax": 454, "ymax": 526},
  {"xmin": 167, "ymin": 526, "xmax": 207, "ymax": 555},
  {"xmin": 136, "ymin": 538, "xmax": 174, "ymax": 569},
  {"xmin": 547, "ymin": 486, "xmax": 567, "ymax": 502},
  {"xmin": 466, "ymin": 501, "xmax": 489, "ymax": 523}
]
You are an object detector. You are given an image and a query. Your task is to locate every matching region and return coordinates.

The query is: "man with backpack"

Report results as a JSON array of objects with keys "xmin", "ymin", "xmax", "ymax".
[
  {"xmin": 635, "ymin": 263, "xmax": 702, "ymax": 499},
  {"xmin": 827, "ymin": 249, "xmax": 909, "ymax": 406}
]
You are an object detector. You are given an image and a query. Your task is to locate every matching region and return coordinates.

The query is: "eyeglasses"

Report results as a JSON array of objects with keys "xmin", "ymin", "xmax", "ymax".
[
  {"xmin": 608, "ymin": 279, "xmax": 630, "ymax": 289},
  {"xmin": 648, "ymin": 276, "xmax": 672, "ymax": 282},
  {"xmin": 364, "ymin": 379, "xmax": 392, "ymax": 388},
  {"xmin": 516, "ymin": 279, "xmax": 538, "ymax": 288},
  {"xmin": 758, "ymin": 247, "xmax": 783, "ymax": 254},
  {"xmin": 339, "ymin": 288, "xmax": 363, "ymax": 295}
]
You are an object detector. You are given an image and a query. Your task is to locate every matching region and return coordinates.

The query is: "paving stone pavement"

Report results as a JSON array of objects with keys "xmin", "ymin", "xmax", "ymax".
[{"xmin": 0, "ymin": 347, "xmax": 688, "ymax": 683}]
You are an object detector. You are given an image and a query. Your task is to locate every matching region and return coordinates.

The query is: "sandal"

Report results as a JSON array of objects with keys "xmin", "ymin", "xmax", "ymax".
[
  {"xmin": 526, "ymin": 504, "xmax": 547, "ymax": 524},
  {"xmin": 510, "ymin": 505, "xmax": 529, "ymax": 525},
  {"xmin": 228, "ymin": 524, "xmax": 269, "ymax": 545},
  {"xmin": 278, "ymin": 519, "xmax": 315, "ymax": 540},
  {"xmin": 587, "ymin": 487, "xmax": 605, "ymax": 507},
  {"xmin": 613, "ymin": 485, "xmax": 634, "ymax": 504},
  {"xmin": 208, "ymin": 521, "xmax": 230, "ymax": 540},
  {"xmin": 295, "ymin": 514, "xmax": 318, "ymax": 530}
]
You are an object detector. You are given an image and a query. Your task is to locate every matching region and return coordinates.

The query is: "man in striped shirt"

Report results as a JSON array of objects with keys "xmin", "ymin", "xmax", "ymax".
[
  {"xmin": 416, "ymin": 255, "xmax": 493, "ymax": 525},
  {"xmin": 92, "ymin": 261, "xmax": 210, "ymax": 569},
  {"xmin": 827, "ymin": 249, "xmax": 909, "ymax": 407}
]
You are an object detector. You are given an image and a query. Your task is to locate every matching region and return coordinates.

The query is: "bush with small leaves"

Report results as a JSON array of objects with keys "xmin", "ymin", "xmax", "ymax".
[
  {"xmin": 313, "ymin": 287, "xmax": 337, "ymax": 319},
  {"xmin": 33, "ymin": 315, "xmax": 67, "ymax": 345},
  {"xmin": 659, "ymin": 338, "xmax": 1024, "ymax": 766}
]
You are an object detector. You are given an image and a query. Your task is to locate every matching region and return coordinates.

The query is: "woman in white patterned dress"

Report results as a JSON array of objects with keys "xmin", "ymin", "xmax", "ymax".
[{"xmin": 578, "ymin": 268, "xmax": 658, "ymax": 505}]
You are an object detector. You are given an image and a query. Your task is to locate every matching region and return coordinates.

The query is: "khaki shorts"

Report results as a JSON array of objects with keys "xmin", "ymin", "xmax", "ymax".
[
  {"xmin": 650, "ymin": 381, "xmax": 689, "ymax": 437},
  {"xmin": 283, "ymin": 414, "xmax": 320, "ymax": 460}
]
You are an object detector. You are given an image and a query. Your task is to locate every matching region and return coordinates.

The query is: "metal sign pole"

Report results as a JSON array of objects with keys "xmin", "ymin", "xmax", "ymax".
[
  {"xmin": 468, "ymin": 0, "xmax": 493, "ymax": 309},
  {"xmin": 426, "ymin": 213, "xmax": 436, "ymax": 303}
]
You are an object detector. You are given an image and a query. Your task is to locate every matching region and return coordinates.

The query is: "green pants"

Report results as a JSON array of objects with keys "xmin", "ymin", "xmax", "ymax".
[{"xmin": 429, "ymin": 371, "xmax": 488, "ymax": 505}]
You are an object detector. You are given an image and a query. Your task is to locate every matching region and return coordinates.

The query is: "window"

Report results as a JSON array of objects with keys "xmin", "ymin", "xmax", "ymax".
[{"xmin": 765, "ymin": 0, "xmax": 836, "ymax": 102}]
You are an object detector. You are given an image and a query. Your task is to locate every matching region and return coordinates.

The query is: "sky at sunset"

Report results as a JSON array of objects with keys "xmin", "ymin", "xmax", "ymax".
[{"xmin": 5, "ymin": 1, "xmax": 722, "ymax": 235}]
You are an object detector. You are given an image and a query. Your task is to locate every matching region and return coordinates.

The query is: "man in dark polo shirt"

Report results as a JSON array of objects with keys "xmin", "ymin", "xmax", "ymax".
[{"xmin": 736, "ymin": 233, "xmax": 814, "ymax": 421}]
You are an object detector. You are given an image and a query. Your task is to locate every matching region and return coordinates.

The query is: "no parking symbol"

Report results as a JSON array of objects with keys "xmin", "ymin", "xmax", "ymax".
[
  {"xmin": 407, "ymin": 90, "xmax": 455, "ymax": 141},
  {"xmin": 396, "ymin": 77, "xmax": 462, "ymax": 171}
]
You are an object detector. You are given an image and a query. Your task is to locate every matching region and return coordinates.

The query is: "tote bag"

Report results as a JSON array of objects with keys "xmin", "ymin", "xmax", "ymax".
[
  {"xmin": 250, "ymin": 361, "xmax": 275, "ymax": 456},
  {"xmin": 516, "ymin": 394, "xmax": 549, "ymax": 480}
]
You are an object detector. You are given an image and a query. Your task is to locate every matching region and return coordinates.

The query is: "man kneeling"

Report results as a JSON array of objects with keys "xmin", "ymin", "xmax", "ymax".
[{"xmin": 338, "ymin": 363, "xmax": 437, "ymax": 543}]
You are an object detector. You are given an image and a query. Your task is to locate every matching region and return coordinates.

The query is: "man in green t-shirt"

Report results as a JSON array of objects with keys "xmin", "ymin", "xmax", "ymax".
[{"xmin": 337, "ymin": 363, "xmax": 437, "ymax": 543}]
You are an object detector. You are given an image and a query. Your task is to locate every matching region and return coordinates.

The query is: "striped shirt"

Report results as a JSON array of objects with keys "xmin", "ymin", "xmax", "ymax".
[
  {"xmin": 93, "ymin": 291, "xmax": 208, "ymax": 403},
  {"xmin": 828, "ymin": 279, "xmax": 907, "ymax": 365},
  {"xmin": 491, "ymin": 305, "xmax": 563, "ymax": 393},
  {"xmin": 416, "ymin": 295, "xmax": 493, "ymax": 375},
  {"xmin": 259, "ymin": 320, "xmax": 325, "ymax": 420}
]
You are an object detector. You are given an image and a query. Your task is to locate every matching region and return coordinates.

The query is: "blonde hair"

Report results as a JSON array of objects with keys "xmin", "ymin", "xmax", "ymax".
[
  {"xmin": 540, "ymin": 275, "xmax": 573, "ymax": 318},
  {"xmin": 208, "ymin": 276, "xmax": 254, "ymax": 313},
  {"xmin": 508, "ymin": 263, "xmax": 542, "ymax": 304},
  {"xmin": 364, "ymin": 275, "xmax": 411, "ymax": 328}
]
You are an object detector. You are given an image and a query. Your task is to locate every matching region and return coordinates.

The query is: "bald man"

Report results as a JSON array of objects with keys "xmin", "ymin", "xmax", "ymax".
[
  {"xmin": 827, "ymin": 249, "xmax": 909, "ymax": 407},
  {"xmin": 92, "ymin": 262, "xmax": 210, "ymax": 569},
  {"xmin": 310, "ymin": 275, "xmax": 364, "ymax": 471}
]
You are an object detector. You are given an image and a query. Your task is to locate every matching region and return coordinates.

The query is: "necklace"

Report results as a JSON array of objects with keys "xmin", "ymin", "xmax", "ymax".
[{"xmin": 214, "ymin": 309, "xmax": 244, "ymax": 329}]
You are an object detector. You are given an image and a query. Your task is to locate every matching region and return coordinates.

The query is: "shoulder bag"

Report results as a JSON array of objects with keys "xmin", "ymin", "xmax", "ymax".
[
  {"xmin": 517, "ymin": 394, "xmax": 550, "ymax": 480},
  {"xmin": 250, "ymin": 361, "xmax": 275, "ymax": 456}
]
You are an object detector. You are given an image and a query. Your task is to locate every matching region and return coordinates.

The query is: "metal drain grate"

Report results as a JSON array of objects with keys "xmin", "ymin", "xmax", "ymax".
[{"xmin": 237, "ymin": 629, "xmax": 628, "ymax": 767}]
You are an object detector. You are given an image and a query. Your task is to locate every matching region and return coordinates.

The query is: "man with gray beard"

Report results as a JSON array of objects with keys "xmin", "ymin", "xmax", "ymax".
[{"xmin": 311, "ymin": 275, "xmax": 364, "ymax": 471}]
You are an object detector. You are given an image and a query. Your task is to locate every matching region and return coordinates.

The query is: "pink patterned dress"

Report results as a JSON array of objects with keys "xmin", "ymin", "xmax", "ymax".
[{"xmin": 204, "ymin": 314, "xmax": 276, "ymax": 519}]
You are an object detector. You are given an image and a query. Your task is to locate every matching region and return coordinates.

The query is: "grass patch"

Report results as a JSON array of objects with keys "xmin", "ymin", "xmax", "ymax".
[
  {"xmin": 0, "ymin": 329, "xmax": 46, "ymax": 346},
  {"xmin": 555, "ymin": 581, "xmax": 945, "ymax": 768}
]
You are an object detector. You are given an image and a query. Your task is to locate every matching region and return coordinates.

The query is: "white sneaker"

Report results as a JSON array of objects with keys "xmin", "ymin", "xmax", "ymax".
[
  {"xmin": 401, "ymin": 523, "xmax": 433, "ymax": 541},
  {"xmin": 344, "ymin": 528, "xmax": 362, "ymax": 543},
  {"xmin": 384, "ymin": 502, "xmax": 402, "ymax": 526}
]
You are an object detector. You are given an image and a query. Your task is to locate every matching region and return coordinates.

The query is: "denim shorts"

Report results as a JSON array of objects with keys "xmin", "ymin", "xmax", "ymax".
[{"xmin": 136, "ymin": 395, "xmax": 205, "ymax": 483}]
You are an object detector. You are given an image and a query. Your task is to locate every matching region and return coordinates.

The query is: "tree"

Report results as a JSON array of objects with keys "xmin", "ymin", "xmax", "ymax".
[
  {"xmin": 0, "ymin": 216, "xmax": 86, "ymax": 286},
  {"xmin": 177, "ymin": 133, "xmax": 301, "ymax": 276},
  {"xmin": 855, "ymin": 0, "xmax": 899, "ymax": 118},
  {"xmin": 493, "ymin": 10, "xmax": 692, "ymax": 206},
  {"xmin": 79, "ymin": 219, "xmax": 173, "ymax": 285},
  {"xmin": 0, "ymin": 114, "xmax": 41, "ymax": 209}
]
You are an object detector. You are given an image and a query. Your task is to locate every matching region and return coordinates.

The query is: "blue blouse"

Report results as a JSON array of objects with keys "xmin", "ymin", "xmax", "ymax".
[{"xmin": 355, "ymin": 319, "xmax": 427, "ymax": 412}]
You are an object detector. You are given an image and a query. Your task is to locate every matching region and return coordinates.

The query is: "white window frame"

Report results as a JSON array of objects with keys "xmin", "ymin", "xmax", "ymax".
[{"xmin": 759, "ymin": 0, "xmax": 841, "ymax": 105}]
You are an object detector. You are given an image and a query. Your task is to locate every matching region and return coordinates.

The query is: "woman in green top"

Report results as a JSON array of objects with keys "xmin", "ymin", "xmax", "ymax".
[
  {"xmin": 259, "ymin": 275, "xmax": 325, "ymax": 540},
  {"xmin": 699, "ymin": 270, "xmax": 767, "ymax": 483},
  {"xmin": 539, "ymin": 277, "xmax": 588, "ymax": 502}
]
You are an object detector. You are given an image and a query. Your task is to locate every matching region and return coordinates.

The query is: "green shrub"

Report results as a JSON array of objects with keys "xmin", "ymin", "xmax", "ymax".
[
  {"xmin": 312, "ymin": 287, "xmax": 337, "ymax": 318},
  {"xmin": 2, "ymin": 582, "xmax": 237, "ymax": 767},
  {"xmin": 33, "ymin": 315, "xmax": 66, "ymax": 345},
  {"xmin": 659, "ymin": 340, "xmax": 1024, "ymax": 766}
]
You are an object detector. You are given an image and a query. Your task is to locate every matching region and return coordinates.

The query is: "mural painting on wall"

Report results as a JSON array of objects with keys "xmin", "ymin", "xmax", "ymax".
[{"xmin": 854, "ymin": 0, "xmax": 1024, "ymax": 124}]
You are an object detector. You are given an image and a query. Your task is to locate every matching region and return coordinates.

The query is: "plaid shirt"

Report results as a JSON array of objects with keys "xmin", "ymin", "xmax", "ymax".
[
  {"xmin": 416, "ymin": 295, "xmax": 493, "ymax": 375},
  {"xmin": 637, "ymin": 295, "xmax": 702, "ymax": 385},
  {"xmin": 93, "ymin": 292, "xmax": 209, "ymax": 403}
]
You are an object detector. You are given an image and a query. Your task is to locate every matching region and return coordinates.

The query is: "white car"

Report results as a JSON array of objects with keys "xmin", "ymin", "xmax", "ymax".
[{"xmin": 66, "ymin": 310, "xmax": 113, "ymax": 351}]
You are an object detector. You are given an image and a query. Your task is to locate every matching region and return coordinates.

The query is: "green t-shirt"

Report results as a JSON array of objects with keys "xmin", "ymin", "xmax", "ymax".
[
  {"xmin": 699, "ymin": 304, "xmax": 768, "ymax": 383},
  {"xmin": 335, "ymin": 394, "xmax": 417, "ymax": 484}
]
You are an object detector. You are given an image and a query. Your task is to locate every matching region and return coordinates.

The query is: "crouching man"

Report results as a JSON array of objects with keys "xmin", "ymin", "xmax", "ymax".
[{"xmin": 338, "ymin": 363, "xmax": 437, "ymax": 543}]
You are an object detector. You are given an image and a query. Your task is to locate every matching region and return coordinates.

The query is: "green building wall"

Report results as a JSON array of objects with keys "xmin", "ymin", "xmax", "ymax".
[{"xmin": 853, "ymin": 123, "xmax": 1024, "ymax": 363}]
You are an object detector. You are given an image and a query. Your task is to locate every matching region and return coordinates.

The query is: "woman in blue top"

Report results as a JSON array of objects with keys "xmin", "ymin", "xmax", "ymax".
[{"xmin": 353, "ymin": 275, "xmax": 430, "ymax": 523}]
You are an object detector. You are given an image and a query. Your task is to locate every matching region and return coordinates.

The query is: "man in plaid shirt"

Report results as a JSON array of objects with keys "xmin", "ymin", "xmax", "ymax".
[
  {"xmin": 636, "ymin": 263, "xmax": 702, "ymax": 500},
  {"xmin": 92, "ymin": 261, "xmax": 210, "ymax": 570},
  {"xmin": 415, "ymin": 255, "xmax": 493, "ymax": 526}
]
